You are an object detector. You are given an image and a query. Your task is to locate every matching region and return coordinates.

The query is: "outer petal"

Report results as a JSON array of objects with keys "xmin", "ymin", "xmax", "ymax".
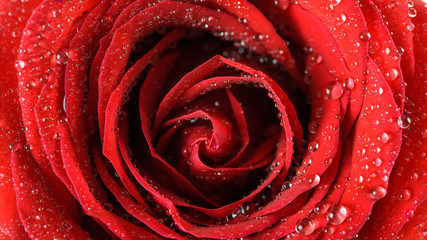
[
  {"xmin": 296, "ymin": 0, "xmax": 368, "ymax": 138},
  {"xmin": 372, "ymin": 0, "xmax": 415, "ymax": 85},
  {"xmin": 358, "ymin": 0, "xmax": 427, "ymax": 239},
  {"xmin": 320, "ymin": 58, "xmax": 402, "ymax": 239},
  {"xmin": 0, "ymin": 0, "xmax": 42, "ymax": 238},
  {"xmin": 398, "ymin": 199, "xmax": 427, "ymax": 239},
  {"xmin": 11, "ymin": 143, "xmax": 90, "ymax": 240}
]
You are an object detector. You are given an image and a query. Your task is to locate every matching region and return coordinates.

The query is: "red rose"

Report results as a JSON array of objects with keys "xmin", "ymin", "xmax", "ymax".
[{"xmin": 0, "ymin": 0, "xmax": 426, "ymax": 239}]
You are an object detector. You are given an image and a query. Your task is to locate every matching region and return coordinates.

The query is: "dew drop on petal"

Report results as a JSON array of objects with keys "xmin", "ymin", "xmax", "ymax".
[
  {"xmin": 330, "ymin": 0, "xmax": 341, "ymax": 6},
  {"xmin": 359, "ymin": 30, "xmax": 371, "ymax": 42},
  {"xmin": 397, "ymin": 189, "xmax": 411, "ymax": 201},
  {"xmin": 314, "ymin": 202, "xmax": 330, "ymax": 214},
  {"xmin": 295, "ymin": 217, "xmax": 315, "ymax": 235},
  {"xmin": 398, "ymin": 115, "xmax": 411, "ymax": 129},
  {"xmin": 327, "ymin": 205, "xmax": 349, "ymax": 225},
  {"xmin": 104, "ymin": 203, "xmax": 114, "ymax": 212},
  {"xmin": 380, "ymin": 132, "xmax": 391, "ymax": 143},
  {"xmin": 408, "ymin": 8, "xmax": 417, "ymax": 17},
  {"xmin": 373, "ymin": 157, "xmax": 382, "ymax": 167},
  {"xmin": 342, "ymin": 77, "xmax": 354, "ymax": 90},
  {"xmin": 303, "ymin": 46, "xmax": 313, "ymax": 54},
  {"xmin": 406, "ymin": 23, "xmax": 415, "ymax": 32},
  {"xmin": 54, "ymin": 48, "xmax": 70, "ymax": 64},
  {"xmin": 396, "ymin": 46, "xmax": 405, "ymax": 55},
  {"xmin": 308, "ymin": 121, "xmax": 319, "ymax": 134},
  {"xmin": 325, "ymin": 81, "xmax": 344, "ymax": 100},
  {"xmin": 410, "ymin": 173, "xmax": 419, "ymax": 182},
  {"xmin": 14, "ymin": 60, "xmax": 26, "ymax": 70},
  {"xmin": 308, "ymin": 174, "xmax": 321, "ymax": 187},
  {"xmin": 370, "ymin": 186, "xmax": 387, "ymax": 199},
  {"xmin": 385, "ymin": 68, "xmax": 399, "ymax": 81},
  {"xmin": 339, "ymin": 14, "xmax": 347, "ymax": 23},
  {"xmin": 282, "ymin": 181, "xmax": 293, "ymax": 190},
  {"xmin": 324, "ymin": 226, "xmax": 336, "ymax": 235},
  {"xmin": 308, "ymin": 142, "xmax": 319, "ymax": 153}
]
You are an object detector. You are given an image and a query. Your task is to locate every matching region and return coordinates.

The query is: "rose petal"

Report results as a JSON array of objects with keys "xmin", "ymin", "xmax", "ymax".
[
  {"xmin": 360, "ymin": 0, "xmax": 405, "ymax": 109},
  {"xmin": 11, "ymin": 143, "xmax": 89, "ymax": 239},
  {"xmin": 398, "ymin": 199, "xmax": 427, "ymax": 239},
  {"xmin": 93, "ymin": 145, "xmax": 184, "ymax": 239},
  {"xmin": 0, "ymin": 0, "xmax": 41, "ymax": 237},
  {"xmin": 321, "ymin": 58, "xmax": 402, "ymax": 239},
  {"xmin": 95, "ymin": 0, "xmax": 265, "ymax": 140},
  {"xmin": 59, "ymin": 124, "xmax": 164, "ymax": 240},
  {"xmin": 248, "ymin": 141, "xmax": 342, "ymax": 239},
  {"xmin": 294, "ymin": 0, "xmax": 368, "ymax": 140},
  {"xmin": 358, "ymin": 1, "xmax": 427, "ymax": 238},
  {"xmin": 372, "ymin": 0, "xmax": 415, "ymax": 85}
]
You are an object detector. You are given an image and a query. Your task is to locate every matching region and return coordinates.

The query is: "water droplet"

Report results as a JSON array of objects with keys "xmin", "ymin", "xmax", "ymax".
[
  {"xmin": 330, "ymin": 0, "xmax": 341, "ymax": 6},
  {"xmin": 396, "ymin": 46, "xmax": 405, "ymax": 55},
  {"xmin": 342, "ymin": 77, "xmax": 354, "ymax": 90},
  {"xmin": 359, "ymin": 30, "xmax": 371, "ymax": 42},
  {"xmin": 397, "ymin": 189, "xmax": 411, "ymax": 201},
  {"xmin": 324, "ymin": 226, "xmax": 336, "ymax": 235},
  {"xmin": 182, "ymin": 147, "xmax": 190, "ymax": 157},
  {"xmin": 238, "ymin": 17, "xmax": 247, "ymax": 24},
  {"xmin": 373, "ymin": 157, "xmax": 382, "ymax": 167},
  {"xmin": 408, "ymin": 8, "xmax": 417, "ymax": 17},
  {"xmin": 14, "ymin": 60, "xmax": 25, "ymax": 70},
  {"xmin": 314, "ymin": 202, "xmax": 330, "ymax": 214},
  {"xmin": 406, "ymin": 22, "xmax": 415, "ymax": 31},
  {"xmin": 385, "ymin": 68, "xmax": 399, "ymax": 81},
  {"xmin": 52, "ymin": 132, "xmax": 61, "ymax": 139},
  {"xmin": 404, "ymin": 98, "xmax": 415, "ymax": 114},
  {"xmin": 398, "ymin": 115, "xmax": 411, "ymax": 129},
  {"xmin": 370, "ymin": 186, "xmax": 387, "ymax": 199},
  {"xmin": 309, "ymin": 54, "xmax": 323, "ymax": 64},
  {"xmin": 325, "ymin": 81, "xmax": 344, "ymax": 100},
  {"xmin": 410, "ymin": 173, "xmax": 419, "ymax": 182},
  {"xmin": 54, "ymin": 48, "xmax": 70, "ymax": 64},
  {"xmin": 339, "ymin": 14, "xmax": 347, "ymax": 23},
  {"xmin": 104, "ymin": 203, "xmax": 114, "ymax": 212},
  {"xmin": 308, "ymin": 174, "xmax": 321, "ymax": 186},
  {"xmin": 327, "ymin": 205, "xmax": 349, "ymax": 225},
  {"xmin": 26, "ymin": 80, "xmax": 38, "ymax": 89},
  {"xmin": 308, "ymin": 121, "xmax": 319, "ymax": 134},
  {"xmin": 308, "ymin": 142, "xmax": 319, "ymax": 152},
  {"xmin": 303, "ymin": 46, "xmax": 313, "ymax": 54},
  {"xmin": 282, "ymin": 181, "xmax": 292, "ymax": 190},
  {"xmin": 295, "ymin": 217, "xmax": 315, "ymax": 235},
  {"xmin": 380, "ymin": 132, "xmax": 391, "ymax": 143}
]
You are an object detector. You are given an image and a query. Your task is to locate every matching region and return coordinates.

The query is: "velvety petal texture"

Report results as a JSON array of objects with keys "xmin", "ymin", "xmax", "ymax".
[{"xmin": 0, "ymin": 0, "xmax": 425, "ymax": 239}]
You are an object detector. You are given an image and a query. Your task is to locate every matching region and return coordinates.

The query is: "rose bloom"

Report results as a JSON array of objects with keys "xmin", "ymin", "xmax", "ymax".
[{"xmin": 0, "ymin": 0, "xmax": 426, "ymax": 239}]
